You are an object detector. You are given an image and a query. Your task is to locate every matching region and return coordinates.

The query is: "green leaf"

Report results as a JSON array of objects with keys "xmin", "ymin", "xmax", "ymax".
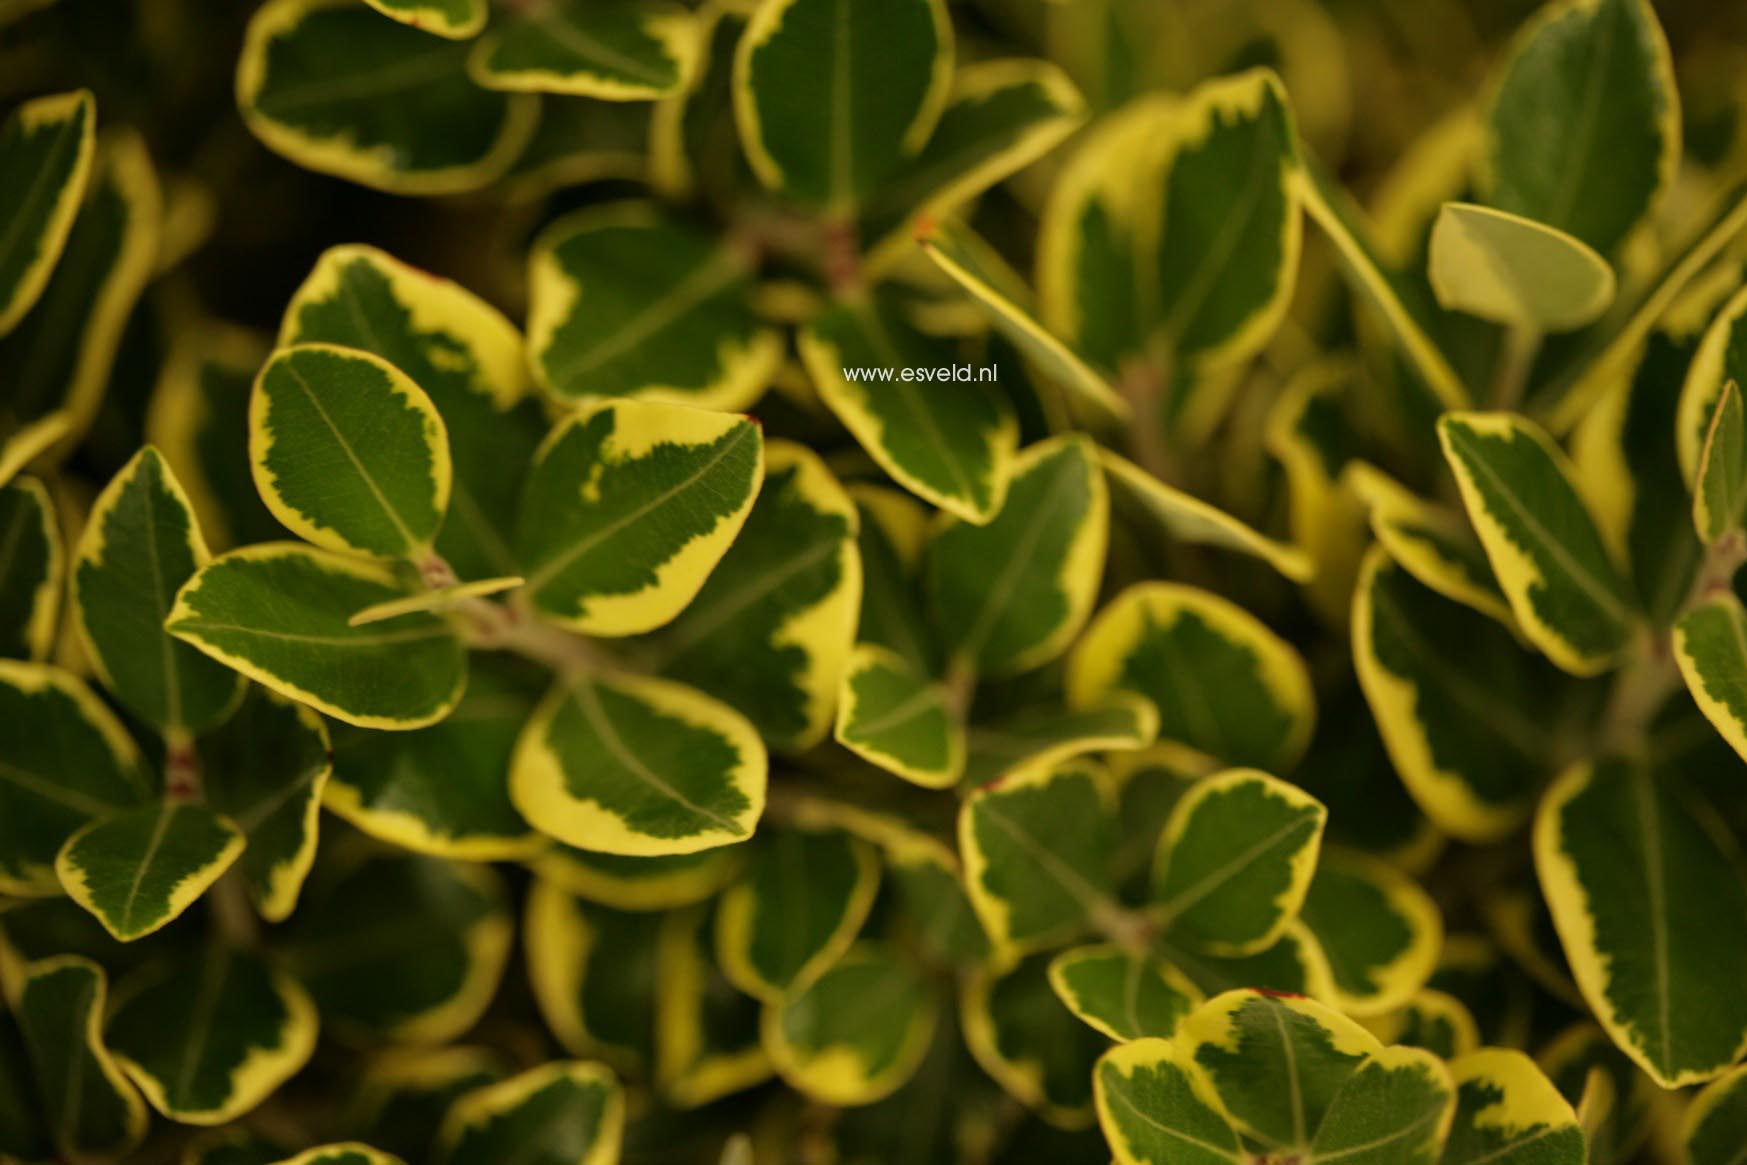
[
  {"xmin": 1687, "ymin": 1064, "xmax": 1747, "ymax": 1165},
  {"xmin": 1428, "ymin": 202, "xmax": 1615, "ymax": 331},
  {"xmin": 1299, "ymin": 850, "xmax": 1443, "ymax": 1016},
  {"xmin": 0, "ymin": 131, "xmax": 159, "ymax": 454},
  {"xmin": 0, "ymin": 1010, "xmax": 49, "ymax": 1163},
  {"xmin": 0, "ymin": 475, "xmax": 61, "ymax": 659},
  {"xmin": 868, "ymin": 60, "xmax": 1086, "ymax": 269},
  {"xmin": 168, "ymin": 543, "xmax": 469, "ymax": 730},
  {"xmin": 1094, "ymin": 1036, "xmax": 1244, "ymax": 1165},
  {"xmin": 1481, "ymin": 0, "xmax": 1676, "ymax": 255},
  {"xmin": 715, "ymin": 826, "xmax": 880, "ymax": 1000},
  {"xmin": 1693, "ymin": 379, "xmax": 1747, "ymax": 544},
  {"xmin": 282, "ymin": 850, "xmax": 511, "ymax": 1043},
  {"xmin": 927, "ymin": 433, "xmax": 1106, "ymax": 676},
  {"xmin": 1678, "ymin": 285, "xmax": 1747, "ymax": 483},
  {"xmin": 108, "ymin": 947, "xmax": 317, "ymax": 1124},
  {"xmin": 834, "ymin": 643, "xmax": 962, "ymax": 788},
  {"xmin": 0, "ymin": 89, "xmax": 94, "ymax": 336},
  {"xmin": 469, "ymin": 1, "xmax": 699, "ymax": 99},
  {"xmin": 1537, "ymin": 1020, "xmax": 1666, "ymax": 1165},
  {"xmin": 1437, "ymin": 411, "xmax": 1637, "ymax": 675},
  {"xmin": 237, "ymin": 0, "xmax": 537, "ymax": 195},
  {"xmin": 56, "ymin": 799, "xmax": 244, "ymax": 941},
  {"xmin": 644, "ymin": 440, "xmax": 860, "ymax": 749},
  {"xmin": 1308, "ymin": 1044, "xmax": 1454, "ymax": 1165},
  {"xmin": 359, "ymin": 0, "xmax": 485, "ymax": 39},
  {"xmin": 961, "ymin": 693, "xmax": 1158, "ymax": 789},
  {"xmin": 1348, "ymin": 464, "xmax": 1513, "ymax": 628},
  {"xmin": 734, "ymin": 0, "xmax": 952, "ymax": 211},
  {"xmin": 12, "ymin": 956, "xmax": 147, "ymax": 1160},
  {"xmin": 763, "ymin": 944, "xmax": 938, "ymax": 1106},
  {"xmin": 280, "ymin": 243, "xmax": 546, "ymax": 581},
  {"xmin": 1364, "ymin": 989, "xmax": 1480, "ymax": 1060},
  {"xmin": 269, "ymin": 1145, "xmax": 404, "ymax": 1165},
  {"xmin": 1441, "ymin": 1049, "xmax": 1584, "ymax": 1165},
  {"xmin": 959, "ymin": 760, "xmax": 1118, "ymax": 956},
  {"xmin": 74, "ymin": 447, "xmax": 244, "ymax": 735},
  {"xmin": 1157, "ymin": 921, "xmax": 1339, "ymax": 1009},
  {"xmin": 1047, "ymin": 944, "xmax": 1201, "ymax": 1042},
  {"xmin": 532, "ymin": 844, "xmax": 743, "ymax": 913},
  {"xmin": 653, "ymin": 906, "xmax": 772, "ymax": 1108},
  {"xmin": 512, "ymin": 670, "xmax": 767, "ymax": 856},
  {"xmin": 1067, "ymin": 581, "xmax": 1315, "ymax": 772},
  {"xmin": 914, "ymin": 219, "xmax": 1126, "ymax": 425},
  {"xmin": 1674, "ymin": 592, "xmax": 1747, "ymax": 764},
  {"xmin": 1152, "ymin": 768, "xmax": 1326, "ymax": 957},
  {"xmin": 435, "ymin": 1061, "xmax": 624, "ymax": 1165},
  {"xmin": 250, "ymin": 343, "xmax": 451, "ymax": 560},
  {"xmin": 847, "ymin": 482, "xmax": 938, "ymax": 673},
  {"xmin": 525, "ymin": 881, "xmax": 661, "ymax": 1071},
  {"xmin": 1535, "ymin": 755, "xmax": 1747, "ymax": 1087},
  {"xmin": 801, "ymin": 290, "xmax": 1017, "ymax": 523},
  {"xmin": 528, "ymin": 202, "xmax": 780, "ymax": 412},
  {"xmin": 328, "ymin": 654, "xmax": 543, "ymax": 860},
  {"xmin": 0, "ymin": 661, "xmax": 148, "ymax": 895},
  {"xmin": 1101, "ymin": 449, "xmax": 1313, "ymax": 582},
  {"xmin": 1177, "ymin": 988, "xmax": 1381, "ymax": 1151},
  {"xmin": 197, "ymin": 687, "xmax": 331, "ymax": 921},
  {"xmin": 516, "ymin": 397, "xmax": 763, "ymax": 637},
  {"xmin": 963, "ymin": 952, "xmax": 1104, "ymax": 1127},
  {"xmin": 1353, "ymin": 545, "xmax": 1576, "ymax": 842},
  {"xmin": 354, "ymin": 1048, "xmax": 504, "ymax": 1164}
]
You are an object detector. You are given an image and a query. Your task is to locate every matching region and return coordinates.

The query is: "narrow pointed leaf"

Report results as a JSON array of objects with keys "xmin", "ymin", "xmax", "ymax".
[
  {"xmin": 528, "ymin": 203, "xmax": 780, "ymax": 411},
  {"xmin": 927, "ymin": 433, "xmax": 1106, "ymax": 676},
  {"xmin": 1428, "ymin": 202, "xmax": 1615, "ymax": 331},
  {"xmin": 1178, "ymin": 988, "xmax": 1381, "ymax": 1151},
  {"xmin": 328, "ymin": 654, "xmax": 543, "ymax": 859},
  {"xmin": 525, "ymin": 881, "xmax": 661, "ymax": 1070},
  {"xmin": 282, "ymin": 851, "xmax": 511, "ymax": 1043},
  {"xmin": 469, "ymin": 0, "xmax": 698, "ymax": 99},
  {"xmin": 435, "ymin": 1061, "xmax": 624, "ymax": 1165},
  {"xmin": 1353, "ymin": 545, "xmax": 1575, "ymax": 841},
  {"xmin": 962, "ymin": 693, "xmax": 1157, "ymax": 789},
  {"xmin": 1536, "ymin": 756, "xmax": 1747, "ymax": 1087},
  {"xmin": 646, "ymin": 441, "xmax": 859, "ymax": 749},
  {"xmin": 349, "ymin": 576, "xmax": 522, "ymax": 626},
  {"xmin": 516, "ymin": 398, "xmax": 763, "ymax": 636},
  {"xmin": 963, "ymin": 952, "xmax": 1104, "ymax": 1126},
  {"xmin": 0, "ymin": 475, "xmax": 60, "ymax": 659},
  {"xmin": 0, "ymin": 89, "xmax": 94, "ymax": 335},
  {"xmin": 1067, "ymin": 581, "xmax": 1315, "ymax": 771},
  {"xmin": 250, "ymin": 343, "xmax": 451, "ymax": 559},
  {"xmin": 0, "ymin": 661, "xmax": 148, "ymax": 894},
  {"xmin": 237, "ymin": 0, "xmax": 537, "ymax": 194},
  {"xmin": 56, "ymin": 799, "xmax": 244, "ymax": 941},
  {"xmin": 1152, "ymin": 769, "xmax": 1326, "ymax": 957},
  {"xmin": 74, "ymin": 447, "xmax": 244, "ymax": 734},
  {"xmin": 1441, "ymin": 1049, "xmax": 1584, "ymax": 1165},
  {"xmin": 959, "ymin": 761, "xmax": 1119, "ymax": 956},
  {"xmin": 1308, "ymin": 1045, "xmax": 1453, "ymax": 1165},
  {"xmin": 280, "ymin": 244, "xmax": 545, "ymax": 580},
  {"xmin": 734, "ymin": 0, "xmax": 952, "ymax": 210},
  {"xmin": 360, "ymin": 0, "xmax": 484, "ymax": 39},
  {"xmin": 715, "ymin": 827, "xmax": 880, "ymax": 1000},
  {"xmin": 108, "ymin": 947, "xmax": 318, "ymax": 1124},
  {"xmin": 802, "ymin": 291, "xmax": 1016, "ymax": 523},
  {"xmin": 13, "ymin": 956, "xmax": 147, "ymax": 1159},
  {"xmin": 1299, "ymin": 850, "xmax": 1443, "ymax": 1016},
  {"xmin": 1674, "ymin": 592, "xmax": 1747, "ymax": 764},
  {"xmin": 512, "ymin": 671, "xmax": 767, "ymax": 856},
  {"xmin": 1438, "ymin": 411, "xmax": 1637, "ymax": 674},
  {"xmin": 834, "ymin": 643, "xmax": 961, "ymax": 788},
  {"xmin": 1693, "ymin": 379, "xmax": 1747, "ymax": 544},
  {"xmin": 168, "ymin": 543, "xmax": 468, "ymax": 729},
  {"xmin": 1102, "ymin": 449, "xmax": 1312, "ymax": 581},
  {"xmin": 763, "ymin": 944, "xmax": 937, "ymax": 1106},
  {"xmin": 198, "ymin": 688, "xmax": 331, "ymax": 921},
  {"xmin": 1481, "ymin": 0, "xmax": 1676, "ymax": 255},
  {"xmin": 1094, "ymin": 1037, "xmax": 1243, "ymax": 1165},
  {"xmin": 1047, "ymin": 944, "xmax": 1201, "ymax": 1042}
]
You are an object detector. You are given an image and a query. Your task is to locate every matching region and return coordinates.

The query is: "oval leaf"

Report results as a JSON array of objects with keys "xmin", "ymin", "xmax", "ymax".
[
  {"xmin": 1047, "ymin": 944, "xmax": 1202, "ymax": 1043},
  {"xmin": 1298, "ymin": 850, "xmax": 1443, "ymax": 1016},
  {"xmin": 1673, "ymin": 591, "xmax": 1747, "ymax": 764},
  {"xmin": 1693, "ymin": 378, "xmax": 1747, "ymax": 545},
  {"xmin": 56, "ymin": 799, "xmax": 244, "ymax": 941},
  {"xmin": 1442, "ymin": 1048, "xmax": 1584, "ymax": 1165},
  {"xmin": 964, "ymin": 952, "xmax": 1104, "ymax": 1126},
  {"xmin": 1308, "ymin": 1044, "xmax": 1454, "ymax": 1165},
  {"xmin": 525, "ymin": 882, "xmax": 662, "ymax": 1070},
  {"xmin": 469, "ymin": 1, "xmax": 698, "ymax": 99},
  {"xmin": 0, "ymin": 89, "xmax": 95, "ymax": 336},
  {"xmin": 0, "ymin": 475, "xmax": 61, "ymax": 659},
  {"xmin": 962, "ymin": 692, "xmax": 1158, "ymax": 789},
  {"xmin": 13, "ymin": 956, "xmax": 147, "ymax": 1160},
  {"xmin": 1428, "ymin": 202, "xmax": 1615, "ymax": 331},
  {"xmin": 435, "ymin": 1061, "xmax": 624, "ymax": 1165},
  {"xmin": 360, "ymin": 0, "xmax": 485, "ymax": 39},
  {"xmin": 834, "ymin": 643, "xmax": 962, "ymax": 788},
  {"xmin": 1095, "ymin": 1036, "xmax": 1244, "ymax": 1165}
]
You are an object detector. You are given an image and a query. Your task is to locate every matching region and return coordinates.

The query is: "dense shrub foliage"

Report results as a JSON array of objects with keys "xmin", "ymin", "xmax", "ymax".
[{"xmin": 7, "ymin": 0, "xmax": 1747, "ymax": 1161}]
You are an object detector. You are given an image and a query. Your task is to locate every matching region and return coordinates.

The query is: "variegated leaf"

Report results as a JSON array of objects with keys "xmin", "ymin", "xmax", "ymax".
[
  {"xmin": 0, "ymin": 89, "xmax": 94, "ymax": 336},
  {"xmin": 834, "ymin": 643, "xmax": 962, "ymax": 788},
  {"xmin": 1299, "ymin": 850, "xmax": 1443, "ymax": 1016},
  {"xmin": 469, "ymin": 1, "xmax": 698, "ymax": 100},
  {"xmin": 12, "ymin": 956, "xmax": 146, "ymax": 1160},
  {"xmin": 434, "ymin": 1061, "xmax": 624, "ymax": 1165},
  {"xmin": 0, "ymin": 476, "xmax": 61, "ymax": 660},
  {"xmin": 1428, "ymin": 202, "xmax": 1615, "ymax": 331},
  {"xmin": 56, "ymin": 799, "xmax": 244, "ymax": 941},
  {"xmin": 1047, "ymin": 944, "xmax": 1201, "ymax": 1043}
]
